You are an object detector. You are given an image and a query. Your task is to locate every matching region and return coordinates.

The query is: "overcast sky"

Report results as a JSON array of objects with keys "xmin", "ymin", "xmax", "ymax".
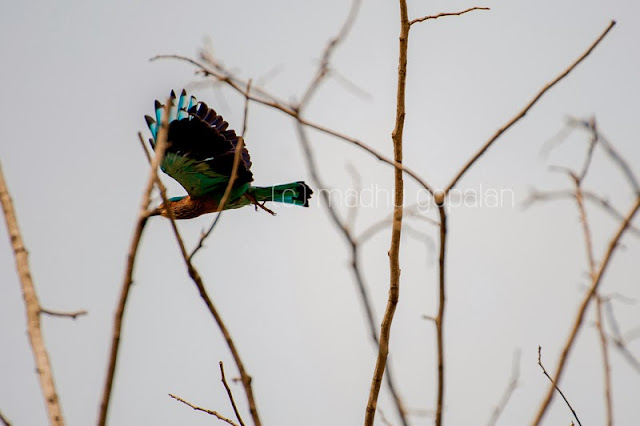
[{"xmin": 1, "ymin": 1, "xmax": 639, "ymax": 425}]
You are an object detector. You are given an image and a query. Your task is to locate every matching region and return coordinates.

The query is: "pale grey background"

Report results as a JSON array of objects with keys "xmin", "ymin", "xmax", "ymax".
[{"xmin": 1, "ymin": 1, "xmax": 639, "ymax": 425}]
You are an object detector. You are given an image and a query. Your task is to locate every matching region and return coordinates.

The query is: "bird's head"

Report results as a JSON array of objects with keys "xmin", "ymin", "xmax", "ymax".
[{"xmin": 150, "ymin": 196, "xmax": 188, "ymax": 218}]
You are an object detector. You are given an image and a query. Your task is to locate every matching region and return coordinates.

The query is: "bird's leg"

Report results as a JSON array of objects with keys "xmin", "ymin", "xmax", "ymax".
[
  {"xmin": 256, "ymin": 202, "xmax": 276, "ymax": 216},
  {"xmin": 245, "ymin": 193, "xmax": 276, "ymax": 216}
]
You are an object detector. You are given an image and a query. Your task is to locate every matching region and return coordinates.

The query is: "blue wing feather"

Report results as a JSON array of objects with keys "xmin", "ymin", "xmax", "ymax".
[{"xmin": 145, "ymin": 90, "xmax": 253, "ymax": 198}]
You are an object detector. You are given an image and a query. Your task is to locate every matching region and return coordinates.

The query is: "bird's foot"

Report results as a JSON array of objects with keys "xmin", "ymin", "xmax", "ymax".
[
  {"xmin": 246, "ymin": 193, "xmax": 276, "ymax": 216},
  {"xmin": 255, "ymin": 201, "xmax": 276, "ymax": 216}
]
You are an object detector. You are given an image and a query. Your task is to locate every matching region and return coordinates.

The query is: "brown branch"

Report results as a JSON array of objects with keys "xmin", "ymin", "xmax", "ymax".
[
  {"xmin": 537, "ymin": 347, "xmax": 582, "ymax": 425},
  {"xmin": 365, "ymin": 1, "xmax": 407, "ymax": 424},
  {"xmin": 567, "ymin": 116, "xmax": 640, "ymax": 194},
  {"xmin": 446, "ymin": 20, "xmax": 616, "ymax": 193},
  {"xmin": 434, "ymin": 202, "xmax": 447, "ymax": 426},
  {"xmin": 410, "ymin": 6, "xmax": 490, "ymax": 26},
  {"xmin": 602, "ymin": 298, "xmax": 640, "ymax": 373},
  {"xmin": 532, "ymin": 194, "xmax": 640, "ymax": 424},
  {"xmin": 150, "ymin": 161, "xmax": 262, "ymax": 425},
  {"xmin": 523, "ymin": 189, "xmax": 640, "ymax": 237},
  {"xmin": 290, "ymin": 2, "xmax": 409, "ymax": 422},
  {"xmin": 40, "ymin": 308, "xmax": 88, "ymax": 319},
  {"xmin": 98, "ymin": 97, "xmax": 172, "ymax": 426},
  {"xmin": 298, "ymin": 0, "xmax": 362, "ymax": 107},
  {"xmin": 295, "ymin": 121, "xmax": 408, "ymax": 425},
  {"xmin": 595, "ymin": 297, "xmax": 613, "ymax": 426},
  {"xmin": 0, "ymin": 162, "xmax": 65, "ymax": 426},
  {"xmin": 486, "ymin": 350, "xmax": 520, "ymax": 426},
  {"xmin": 169, "ymin": 393, "xmax": 239, "ymax": 426},
  {"xmin": 151, "ymin": 54, "xmax": 435, "ymax": 196},
  {"xmin": 220, "ymin": 362, "xmax": 245, "ymax": 426},
  {"xmin": 0, "ymin": 409, "xmax": 11, "ymax": 426}
]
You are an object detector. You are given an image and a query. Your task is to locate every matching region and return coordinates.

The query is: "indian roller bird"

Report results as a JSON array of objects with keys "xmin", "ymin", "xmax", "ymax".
[{"xmin": 144, "ymin": 90, "xmax": 313, "ymax": 219}]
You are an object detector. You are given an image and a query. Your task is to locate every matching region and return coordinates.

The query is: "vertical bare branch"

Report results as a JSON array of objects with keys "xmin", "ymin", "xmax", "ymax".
[
  {"xmin": 97, "ymin": 100, "xmax": 171, "ymax": 426},
  {"xmin": 294, "ymin": 121, "xmax": 408, "ymax": 424},
  {"xmin": 595, "ymin": 297, "xmax": 613, "ymax": 426},
  {"xmin": 0, "ymin": 162, "xmax": 65, "ymax": 426},
  {"xmin": 364, "ymin": 1, "xmax": 407, "ymax": 424},
  {"xmin": 435, "ymin": 201, "xmax": 447, "ymax": 426},
  {"xmin": 571, "ymin": 167, "xmax": 613, "ymax": 426}
]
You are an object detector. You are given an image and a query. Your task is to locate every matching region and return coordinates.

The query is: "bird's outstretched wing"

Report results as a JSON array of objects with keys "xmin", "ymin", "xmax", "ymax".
[{"xmin": 145, "ymin": 90, "xmax": 253, "ymax": 197}]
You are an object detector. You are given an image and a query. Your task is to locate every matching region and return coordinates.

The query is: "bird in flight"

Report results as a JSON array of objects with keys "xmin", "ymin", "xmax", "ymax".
[{"xmin": 145, "ymin": 90, "xmax": 312, "ymax": 219}]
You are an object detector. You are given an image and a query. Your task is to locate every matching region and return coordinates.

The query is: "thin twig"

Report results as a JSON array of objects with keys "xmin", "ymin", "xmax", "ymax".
[
  {"xmin": 486, "ymin": 350, "xmax": 520, "ymax": 426},
  {"xmin": 571, "ymin": 172, "xmax": 596, "ymax": 275},
  {"xmin": 298, "ymin": 0, "xmax": 362, "ymax": 107},
  {"xmin": 568, "ymin": 116, "xmax": 640, "ymax": 194},
  {"xmin": 190, "ymin": 80, "xmax": 252, "ymax": 260},
  {"xmin": 603, "ymin": 299, "xmax": 640, "ymax": 373},
  {"xmin": 0, "ymin": 162, "xmax": 65, "ymax": 426},
  {"xmin": 577, "ymin": 117, "xmax": 598, "ymax": 182},
  {"xmin": 536, "ymin": 346, "xmax": 582, "ymax": 426},
  {"xmin": 532, "ymin": 194, "xmax": 640, "ymax": 424},
  {"xmin": 595, "ymin": 297, "xmax": 613, "ymax": 426},
  {"xmin": 365, "ymin": 1, "xmax": 407, "ymax": 423},
  {"xmin": 40, "ymin": 308, "xmax": 88, "ymax": 319},
  {"xmin": 98, "ymin": 97, "xmax": 172, "ymax": 426},
  {"xmin": 220, "ymin": 362, "xmax": 246, "ymax": 426},
  {"xmin": 446, "ymin": 21, "xmax": 616, "ymax": 193},
  {"xmin": 523, "ymin": 189, "xmax": 640, "ymax": 236},
  {"xmin": 169, "ymin": 393, "xmax": 239, "ymax": 426},
  {"xmin": 410, "ymin": 7, "xmax": 489, "ymax": 26}
]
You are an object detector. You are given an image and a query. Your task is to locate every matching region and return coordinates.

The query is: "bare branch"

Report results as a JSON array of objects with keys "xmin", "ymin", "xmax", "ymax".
[
  {"xmin": 40, "ymin": 308, "xmax": 88, "ymax": 319},
  {"xmin": 98, "ymin": 96, "xmax": 172, "ymax": 426},
  {"xmin": 568, "ymin": 116, "xmax": 640, "ymax": 194},
  {"xmin": 298, "ymin": 0, "xmax": 362, "ymax": 107},
  {"xmin": 292, "ymin": 1, "xmax": 409, "ymax": 422},
  {"xmin": 446, "ymin": 21, "xmax": 616, "ymax": 193},
  {"xmin": 434, "ymin": 204, "xmax": 447, "ymax": 426},
  {"xmin": 220, "ymin": 362, "xmax": 245, "ymax": 426},
  {"xmin": 486, "ymin": 350, "xmax": 520, "ymax": 426},
  {"xmin": 523, "ymin": 189, "xmax": 640, "ymax": 237},
  {"xmin": 151, "ymin": 54, "xmax": 435, "ymax": 196},
  {"xmin": 154, "ymin": 164, "xmax": 263, "ymax": 425},
  {"xmin": 0, "ymin": 408, "xmax": 12, "ymax": 426},
  {"xmin": 603, "ymin": 299, "xmax": 640, "ymax": 373},
  {"xmin": 595, "ymin": 297, "xmax": 613, "ymax": 426},
  {"xmin": 0, "ymin": 162, "xmax": 65, "ymax": 426},
  {"xmin": 410, "ymin": 6, "xmax": 490, "ymax": 26},
  {"xmin": 532, "ymin": 194, "xmax": 640, "ymax": 424},
  {"xmin": 295, "ymin": 121, "xmax": 407, "ymax": 425},
  {"xmin": 190, "ymin": 80, "xmax": 252, "ymax": 260},
  {"xmin": 365, "ymin": 1, "xmax": 407, "ymax": 423},
  {"xmin": 169, "ymin": 393, "xmax": 239, "ymax": 426},
  {"xmin": 537, "ymin": 347, "xmax": 582, "ymax": 425}
]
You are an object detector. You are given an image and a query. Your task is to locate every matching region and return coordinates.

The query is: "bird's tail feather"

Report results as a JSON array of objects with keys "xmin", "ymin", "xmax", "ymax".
[{"xmin": 251, "ymin": 182, "xmax": 313, "ymax": 207}]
